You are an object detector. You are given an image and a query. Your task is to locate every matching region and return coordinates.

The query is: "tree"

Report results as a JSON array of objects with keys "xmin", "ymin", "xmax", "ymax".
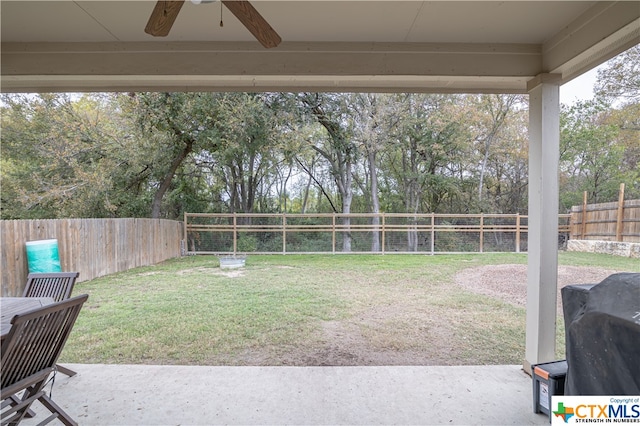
[
  {"xmin": 466, "ymin": 94, "xmax": 523, "ymax": 209},
  {"xmin": 351, "ymin": 93, "xmax": 398, "ymax": 251},
  {"xmin": 126, "ymin": 92, "xmax": 221, "ymax": 218},
  {"xmin": 11, "ymin": 88, "xmax": 621, "ymax": 225},
  {"xmin": 481, "ymin": 106, "xmax": 529, "ymax": 214},
  {"xmin": 1, "ymin": 93, "xmax": 127, "ymax": 218},
  {"xmin": 384, "ymin": 94, "xmax": 467, "ymax": 250},
  {"xmin": 298, "ymin": 93, "xmax": 358, "ymax": 251},
  {"xmin": 212, "ymin": 93, "xmax": 281, "ymax": 215},
  {"xmin": 601, "ymin": 103, "xmax": 640, "ymax": 199},
  {"xmin": 594, "ymin": 45, "xmax": 640, "ymax": 103},
  {"xmin": 559, "ymin": 99, "xmax": 623, "ymax": 210},
  {"xmin": 593, "ymin": 45, "xmax": 640, "ymax": 200}
]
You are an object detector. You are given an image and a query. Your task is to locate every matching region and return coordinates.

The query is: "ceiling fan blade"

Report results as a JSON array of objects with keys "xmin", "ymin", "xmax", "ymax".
[
  {"xmin": 221, "ymin": 1, "xmax": 281, "ymax": 48},
  {"xmin": 145, "ymin": 0, "xmax": 186, "ymax": 37}
]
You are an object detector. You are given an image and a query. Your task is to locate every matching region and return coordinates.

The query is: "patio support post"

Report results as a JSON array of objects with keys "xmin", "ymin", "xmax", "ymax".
[{"xmin": 524, "ymin": 74, "xmax": 561, "ymax": 373}]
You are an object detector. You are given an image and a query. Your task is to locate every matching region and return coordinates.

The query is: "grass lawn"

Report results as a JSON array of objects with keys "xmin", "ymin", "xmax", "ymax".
[{"xmin": 61, "ymin": 252, "xmax": 640, "ymax": 366}]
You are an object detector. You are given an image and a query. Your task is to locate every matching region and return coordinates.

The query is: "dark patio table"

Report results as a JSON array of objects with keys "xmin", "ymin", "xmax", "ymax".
[{"xmin": 1, "ymin": 297, "xmax": 55, "ymax": 340}]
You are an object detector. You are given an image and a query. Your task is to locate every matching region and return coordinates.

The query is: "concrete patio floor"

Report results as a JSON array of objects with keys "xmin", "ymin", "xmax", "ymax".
[{"xmin": 20, "ymin": 364, "xmax": 548, "ymax": 425}]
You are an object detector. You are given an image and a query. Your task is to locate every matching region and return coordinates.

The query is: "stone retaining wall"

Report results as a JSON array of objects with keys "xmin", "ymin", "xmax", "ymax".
[{"xmin": 567, "ymin": 240, "xmax": 640, "ymax": 259}]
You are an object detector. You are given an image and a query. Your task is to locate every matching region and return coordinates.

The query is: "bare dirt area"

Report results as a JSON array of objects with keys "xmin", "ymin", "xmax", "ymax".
[
  {"xmin": 248, "ymin": 264, "xmax": 622, "ymax": 367},
  {"xmin": 286, "ymin": 305, "xmax": 459, "ymax": 366},
  {"xmin": 454, "ymin": 264, "xmax": 622, "ymax": 311},
  {"xmin": 176, "ymin": 266, "xmax": 245, "ymax": 278}
]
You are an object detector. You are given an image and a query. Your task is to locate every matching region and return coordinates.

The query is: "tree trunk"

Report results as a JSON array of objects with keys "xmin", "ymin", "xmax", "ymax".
[
  {"xmin": 369, "ymin": 150, "xmax": 381, "ymax": 252},
  {"xmin": 303, "ymin": 96, "xmax": 355, "ymax": 252},
  {"xmin": 477, "ymin": 94, "xmax": 517, "ymax": 207},
  {"xmin": 151, "ymin": 138, "xmax": 194, "ymax": 218},
  {"xmin": 340, "ymin": 162, "xmax": 353, "ymax": 252},
  {"xmin": 478, "ymin": 135, "xmax": 492, "ymax": 204},
  {"xmin": 301, "ymin": 174, "xmax": 312, "ymax": 214}
]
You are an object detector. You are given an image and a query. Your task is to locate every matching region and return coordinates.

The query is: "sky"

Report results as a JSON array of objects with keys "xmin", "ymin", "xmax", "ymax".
[{"xmin": 559, "ymin": 66, "xmax": 601, "ymax": 106}]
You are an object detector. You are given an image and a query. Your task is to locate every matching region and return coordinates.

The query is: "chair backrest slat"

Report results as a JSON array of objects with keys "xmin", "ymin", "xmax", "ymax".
[
  {"xmin": 22, "ymin": 272, "xmax": 79, "ymax": 302},
  {"xmin": 1, "ymin": 294, "xmax": 88, "ymax": 391}
]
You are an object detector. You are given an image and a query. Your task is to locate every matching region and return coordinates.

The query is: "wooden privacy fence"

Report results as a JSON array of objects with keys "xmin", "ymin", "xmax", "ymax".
[
  {"xmin": 185, "ymin": 212, "xmax": 572, "ymax": 255},
  {"xmin": 1, "ymin": 218, "xmax": 183, "ymax": 297},
  {"xmin": 569, "ymin": 196, "xmax": 640, "ymax": 243}
]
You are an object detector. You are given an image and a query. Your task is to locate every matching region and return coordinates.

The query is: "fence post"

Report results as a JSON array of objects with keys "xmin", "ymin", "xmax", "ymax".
[
  {"xmin": 515, "ymin": 213, "xmax": 521, "ymax": 253},
  {"xmin": 381, "ymin": 214, "xmax": 386, "ymax": 255},
  {"xmin": 183, "ymin": 211, "xmax": 188, "ymax": 255},
  {"xmin": 581, "ymin": 191, "xmax": 588, "ymax": 239},
  {"xmin": 430, "ymin": 213, "xmax": 435, "ymax": 255},
  {"xmin": 616, "ymin": 183, "xmax": 625, "ymax": 242},
  {"xmin": 233, "ymin": 214, "xmax": 237, "ymax": 255},
  {"xmin": 282, "ymin": 214, "xmax": 287, "ymax": 254},
  {"xmin": 332, "ymin": 213, "xmax": 336, "ymax": 254},
  {"xmin": 479, "ymin": 213, "xmax": 484, "ymax": 253}
]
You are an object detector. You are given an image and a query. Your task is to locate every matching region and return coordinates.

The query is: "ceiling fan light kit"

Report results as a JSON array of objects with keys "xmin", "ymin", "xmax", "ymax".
[{"xmin": 145, "ymin": 0, "xmax": 281, "ymax": 48}]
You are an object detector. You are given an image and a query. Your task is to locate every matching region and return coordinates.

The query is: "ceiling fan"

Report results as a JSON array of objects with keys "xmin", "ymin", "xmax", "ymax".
[{"xmin": 144, "ymin": 0, "xmax": 281, "ymax": 48}]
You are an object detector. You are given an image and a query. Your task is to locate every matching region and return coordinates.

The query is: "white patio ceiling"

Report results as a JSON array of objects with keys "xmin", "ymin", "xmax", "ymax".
[{"xmin": 1, "ymin": 1, "xmax": 639, "ymax": 93}]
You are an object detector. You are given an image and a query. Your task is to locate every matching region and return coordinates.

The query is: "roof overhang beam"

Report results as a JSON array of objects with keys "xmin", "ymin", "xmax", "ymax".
[{"xmin": 1, "ymin": 41, "xmax": 540, "ymax": 93}]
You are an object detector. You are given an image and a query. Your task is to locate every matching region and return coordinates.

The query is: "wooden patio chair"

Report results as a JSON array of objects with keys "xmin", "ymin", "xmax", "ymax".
[
  {"xmin": 22, "ymin": 272, "xmax": 80, "ymax": 377},
  {"xmin": 22, "ymin": 272, "xmax": 80, "ymax": 302},
  {"xmin": 1, "ymin": 294, "xmax": 88, "ymax": 426}
]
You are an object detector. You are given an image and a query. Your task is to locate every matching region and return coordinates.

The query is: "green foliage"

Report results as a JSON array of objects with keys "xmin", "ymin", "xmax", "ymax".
[
  {"xmin": 559, "ymin": 99, "xmax": 627, "ymax": 210},
  {"xmin": 1, "ymin": 61, "xmax": 637, "ymax": 223},
  {"xmin": 212, "ymin": 93, "xmax": 283, "ymax": 214},
  {"xmin": 1, "ymin": 94, "xmax": 129, "ymax": 218},
  {"xmin": 125, "ymin": 92, "xmax": 224, "ymax": 218},
  {"xmin": 236, "ymin": 234, "xmax": 258, "ymax": 252}
]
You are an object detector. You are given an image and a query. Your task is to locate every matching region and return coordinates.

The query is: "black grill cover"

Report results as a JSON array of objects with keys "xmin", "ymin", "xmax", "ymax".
[{"xmin": 561, "ymin": 273, "xmax": 640, "ymax": 395}]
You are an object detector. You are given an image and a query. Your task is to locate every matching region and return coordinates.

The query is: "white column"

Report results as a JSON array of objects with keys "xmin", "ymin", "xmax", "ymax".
[{"xmin": 525, "ymin": 74, "xmax": 561, "ymax": 373}]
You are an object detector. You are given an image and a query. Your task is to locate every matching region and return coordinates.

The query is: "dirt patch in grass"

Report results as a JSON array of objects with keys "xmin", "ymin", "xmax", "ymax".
[
  {"xmin": 237, "ymin": 264, "xmax": 620, "ymax": 366},
  {"xmin": 239, "ymin": 317, "xmax": 457, "ymax": 366},
  {"xmin": 176, "ymin": 266, "xmax": 245, "ymax": 278},
  {"xmin": 279, "ymin": 307, "xmax": 458, "ymax": 366},
  {"xmin": 454, "ymin": 264, "xmax": 622, "ymax": 311}
]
